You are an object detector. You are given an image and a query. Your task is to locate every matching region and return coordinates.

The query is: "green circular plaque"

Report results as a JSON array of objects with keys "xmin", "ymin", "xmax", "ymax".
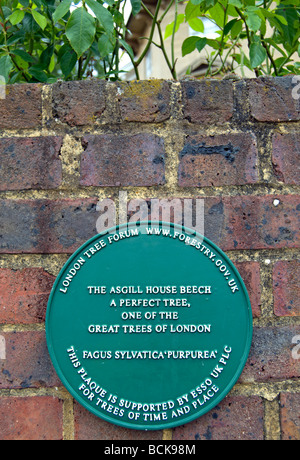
[{"xmin": 46, "ymin": 222, "xmax": 252, "ymax": 430}]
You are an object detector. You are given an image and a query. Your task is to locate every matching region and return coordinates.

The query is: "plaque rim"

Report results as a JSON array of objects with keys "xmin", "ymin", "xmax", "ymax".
[{"xmin": 46, "ymin": 221, "xmax": 253, "ymax": 430}]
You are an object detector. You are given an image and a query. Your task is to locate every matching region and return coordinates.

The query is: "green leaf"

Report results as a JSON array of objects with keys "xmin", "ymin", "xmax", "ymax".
[
  {"xmin": 228, "ymin": 0, "xmax": 242, "ymax": 6},
  {"xmin": 273, "ymin": 14, "xmax": 288, "ymax": 25},
  {"xmin": 185, "ymin": 1, "xmax": 201, "ymax": 20},
  {"xmin": 249, "ymin": 42, "xmax": 267, "ymax": 68},
  {"xmin": 164, "ymin": 14, "xmax": 185, "ymax": 39},
  {"xmin": 294, "ymin": 62, "xmax": 300, "ymax": 71},
  {"xmin": 32, "ymin": 10, "xmax": 48, "ymax": 30},
  {"xmin": 22, "ymin": 12, "xmax": 40, "ymax": 33},
  {"xmin": 8, "ymin": 9, "xmax": 25, "ymax": 25},
  {"xmin": 298, "ymin": 43, "xmax": 300, "ymax": 56},
  {"xmin": 223, "ymin": 18, "xmax": 237, "ymax": 36},
  {"xmin": 208, "ymin": 3, "xmax": 225, "ymax": 28},
  {"xmin": 119, "ymin": 38, "xmax": 134, "ymax": 61},
  {"xmin": 246, "ymin": 13, "xmax": 261, "ymax": 32},
  {"xmin": 39, "ymin": 45, "xmax": 54, "ymax": 70},
  {"xmin": 85, "ymin": 0, "xmax": 114, "ymax": 37},
  {"xmin": 196, "ymin": 37, "xmax": 207, "ymax": 52},
  {"xmin": 0, "ymin": 55, "xmax": 13, "ymax": 82},
  {"xmin": 130, "ymin": 0, "xmax": 142, "ymax": 16},
  {"xmin": 206, "ymin": 38, "xmax": 221, "ymax": 49},
  {"xmin": 18, "ymin": 0, "xmax": 30, "ymax": 6},
  {"xmin": 66, "ymin": 7, "xmax": 96, "ymax": 58},
  {"xmin": 60, "ymin": 46, "xmax": 77, "ymax": 77},
  {"xmin": 182, "ymin": 36, "xmax": 200, "ymax": 56},
  {"xmin": 98, "ymin": 34, "xmax": 115, "ymax": 58},
  {"xmin": 275, "ymin": 4, "xmax": 299, "ymax": 46},
  {"xmin": 190, "ymin": 0, "xmax": 205, "ymax": 5},
  {"xmin": 230, "ymin": 19, "xmax": 242, "ymax": 38},
  {"xmin": 28, "ymin": 67, "xmax": 48, "ymax": 82},
  {"xmin": 188, "ymin": 17, "xmax": 204, "ymax": 32},
  {"xmin": 52, "ymin": 0, "xmax": 72, "ymax": 23},
  {"xmin": 12, "ymin": 49, "xmax": 35, "ymax": 63}
]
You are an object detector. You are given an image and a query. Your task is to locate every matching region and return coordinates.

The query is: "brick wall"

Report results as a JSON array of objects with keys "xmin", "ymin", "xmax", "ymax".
[{"xmin": 0, "ymin": 77, "xmax": 299, "ymax": 440}]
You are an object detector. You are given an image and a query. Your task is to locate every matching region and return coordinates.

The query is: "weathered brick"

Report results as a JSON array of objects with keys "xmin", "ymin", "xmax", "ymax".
[
  {"xmin": 234, "ymin": 262, "xmax": 261, "ymax": 318},
  {"xmin": 80, "ymin": 134, "xmax": 165, "ymax": 187},
  {"xmin": 0, "ymin": 198, "xmax": 98, "ymax": 254},
  {"xmin": 280, "ymin": 393, "xmax": 300, "ymax": 440},
  {"xmin": 0, "ymin": 83, "xmax": 42, "ymax": 129},
  {"xmin": 248, "ymin": 77, "xmax": 300, "ymax": 122},
  {"xmin": 144, "ymin": 195, "xmax": 300, "ymax": 251},
  {"xmin": 74, "ymin": 402, "xmax": 162, "ymax": 440},
  {"xmin": 117, "ymin": 80, "xmax": 171, "ymax": 122},
  {"xmin": 0, "ymin": 268, "xmax": 55, "ymax": 324},
  {"xmin": 0, "ymin": 137, "xmax": 63, "ymax": 191},
  {"xmin": 52, "ymin": 80, "xmax": 106, "ymax": 126},
  {"xmin": 181, "ymin": 79, "xmax": 233, "ymax": 124},
  {"xmin": 273, "ymin": 260, "xmax": 299, "ymax": 317},
  {"xmin": 205, "ymin": 195, "xmax": 300, "ymax": 251},
  {"xmin": 0, "ymin": 396, "xmax": 63, "ymax": 440},
  {"xmin": 127, "ymin": 195, "xmax": 299, "ymax": 251},
  {"xmin": 178, "ymin": 133, "xmax": 258, "ymax": 187},
  {"xmin": 173, "ymin": 395, "xmax": 264, "ymax": 440},
  {"xmin": 0, "ymin": 331, "xmax": 59, "ymax": 389},
  {"xmin": 272, "ymin": 132, "xmax": 300, "ymax": 185},
  {"xmin": 240, "ymin": 325, "xmax": 300, "ymax": 383}
]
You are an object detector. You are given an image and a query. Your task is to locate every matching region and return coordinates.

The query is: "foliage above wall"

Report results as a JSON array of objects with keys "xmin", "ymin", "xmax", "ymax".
[
  {"xmin": 177, "ymin": 0, "xmax": 300, "ymax": 77},
  {"xmin": 0, "ymin": 0, "xmax": 299, "ymax": 83}
]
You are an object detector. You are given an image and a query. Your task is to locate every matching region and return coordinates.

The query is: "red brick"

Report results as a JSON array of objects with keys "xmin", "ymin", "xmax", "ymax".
[
  {"xmin": 0, "ymin": 198, "xmax": 98, "ymax": 254},
  {"xmin": 181, "ymin": 79, "xmax": 233, "ymax": 124},
  {"xmin": 240, "ymin": 325, "xmax": 300, "ymax": 383},
  {"xmin": 80, "ymin": 134, "xmax": 165, "ymax": 187},
  {"xmin": 234, "ymin": 262, "xmax": 261, "ymax": 318},
  {"xmin": 0, "ymin": 331, "xmax": 60, "ymax": 389},
  {"xmin": 117, "ymin": 80, "xmax": 171, "ymax": 122},
  {"xmin": 173, "ymin": 395, "xmax": 264, "ymax": 440},
  {"xmin": 272, "ymin": 132, "xmax": 300, "ymax": 185},
  {"xmin": 204, "ymin": 195, "xmax": 300, "ymax": 251},
  {"xmin": 0, "ymin": 396, "xmax": 63, "ymax": 440},
  {"xmin": 273, "ymin": 260, "xmax": 299, "ymax": 317},
  {"xmin": 52, "ymin": 80, "xmax": 106, "ymax": 126},
  {"xmin": 128, "ymin": 195, "xmax": 299, "ymax": 251},
  {"xmin": 248, "ymin": 77, "xmax": 300, "ymax": 122},
  {"xmin": 0, "ymin": 195, "xmax": 298, "ymax": 254},
  {"xmin": 74, "ymin": 402, "xmax": 162, "ymax": 440},
  {"xmin": 0, "ymin": 268, "xmax": 55, "ymax": 324},
  {"xmin": 178, "ymin": 133, "xmax": 258, "ymax": 187},
  {"xmin": 0, "ymin": 137, "xmax": 63, "ymax": 191},
  {"xmin": 280, "ymin": 393, "xmax": 300, "ymax": 440},
  {"xmin": 0, "ymin": 83, "xmax": 42, "ymax": 129}
]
